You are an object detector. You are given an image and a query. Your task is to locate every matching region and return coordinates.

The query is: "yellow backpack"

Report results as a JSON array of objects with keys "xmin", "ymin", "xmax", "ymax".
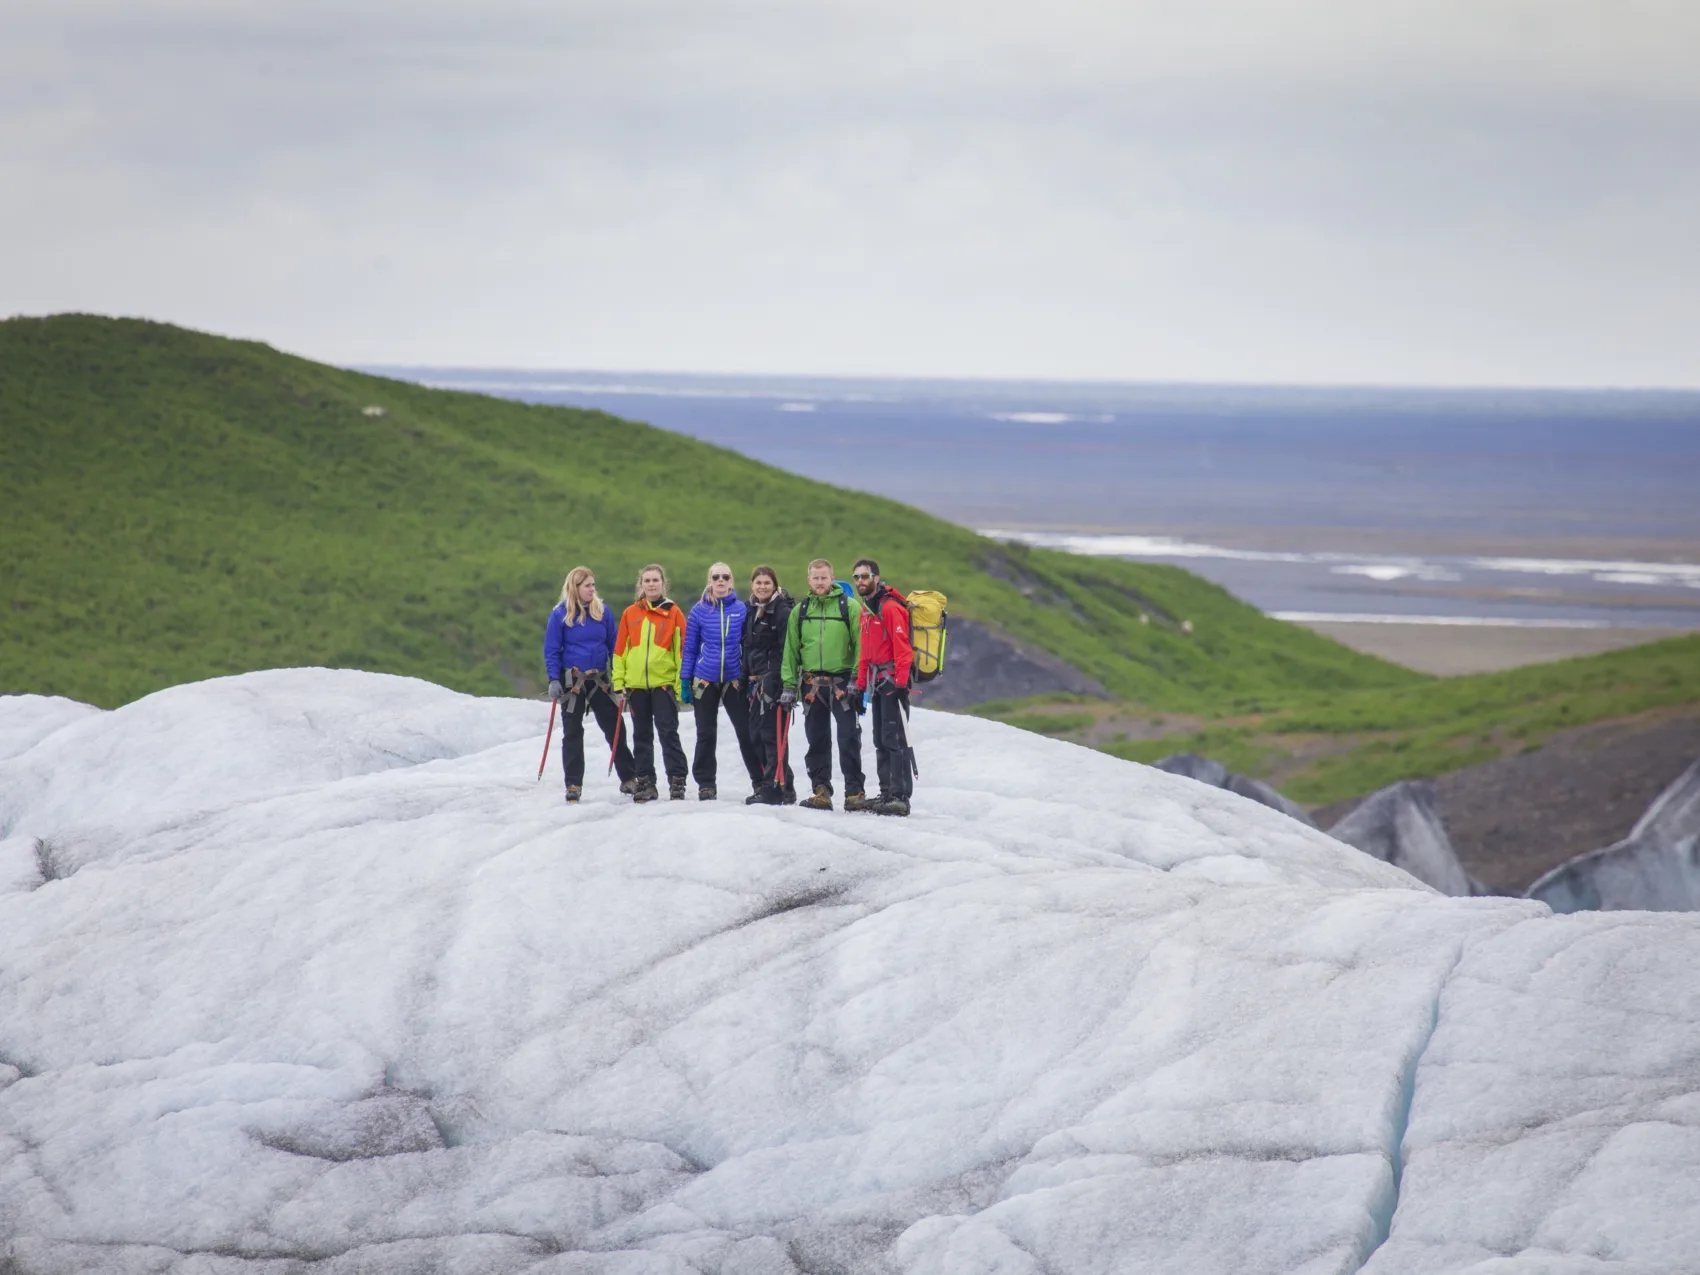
[{"xmin": 904, "ymin": 589, "xmax": 949, "ymax": 683}]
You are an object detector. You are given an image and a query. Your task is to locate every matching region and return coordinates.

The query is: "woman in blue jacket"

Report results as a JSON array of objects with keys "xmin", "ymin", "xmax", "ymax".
[
  {"xmin": 543, "ymin": 565, "xmax": 635, "ymax": 802},
  {"xmin": 681, "ymin": 561, "xmax": 764, "ymax": 800}
]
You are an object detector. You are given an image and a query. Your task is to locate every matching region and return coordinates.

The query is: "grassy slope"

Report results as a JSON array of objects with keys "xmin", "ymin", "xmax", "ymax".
[
  {"xmin": 1, "ymin": 315, "xmax": 1416, "ymax": 710},
  {"xmin": 978, "ymin": 632, "xmax": 1700, "ymax": 804}
]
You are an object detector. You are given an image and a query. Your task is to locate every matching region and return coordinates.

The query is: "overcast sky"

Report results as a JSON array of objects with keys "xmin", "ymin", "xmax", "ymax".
[{"xmin": 4, "ymin": 1, "xmax": 1699, "ymax": 385}]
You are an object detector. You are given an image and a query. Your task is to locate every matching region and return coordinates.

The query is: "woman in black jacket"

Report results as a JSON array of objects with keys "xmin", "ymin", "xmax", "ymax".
[{"xmin": 741, "ymin": 565, "xmax": 797, "ymax": 804}]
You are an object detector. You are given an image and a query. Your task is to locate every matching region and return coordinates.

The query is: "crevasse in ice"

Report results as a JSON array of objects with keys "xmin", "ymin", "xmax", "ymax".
[{"xmin": 2, "ymin": 670, "xmax": 1697, "ymax": 1274}]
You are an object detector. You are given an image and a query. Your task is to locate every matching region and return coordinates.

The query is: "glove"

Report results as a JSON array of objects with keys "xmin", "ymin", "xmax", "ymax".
[
  {"xmin": 680, "ymin": 681, "xmax": 694, "ymax": 706},
  {"xmin": 779, "ymin": 687, "xmax": 797, "ymax": 708},
  {"xmin": 547, "ymin": 679, "xmax": 564, "ymax": 702},
  {"xmin": 857, "ymin": 691, "xmax": 868, "ymax": 716}
]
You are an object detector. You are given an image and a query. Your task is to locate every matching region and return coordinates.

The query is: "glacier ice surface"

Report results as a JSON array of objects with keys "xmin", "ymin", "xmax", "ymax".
[
  {"xmin": 1527, "ymin": 760, "xmax": 1700, "ymax": 913},
  {"xmin": 2, "ymin": 669, "xmax": 1697, "ymax": 1273}
]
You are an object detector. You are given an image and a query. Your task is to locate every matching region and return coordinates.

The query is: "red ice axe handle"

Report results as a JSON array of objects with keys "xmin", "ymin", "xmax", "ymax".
[
  {"xmin": 537, "ymin": 698, "xmax": 558, "ymax": 782},
  {"xmin": 608, "ymin": 697, "xmax": 625, "ymax": 776}
]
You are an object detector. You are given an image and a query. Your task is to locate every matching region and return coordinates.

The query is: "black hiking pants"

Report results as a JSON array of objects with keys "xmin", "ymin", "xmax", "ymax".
[
  {"xmin": 692, "ymin": 680, "xmax": 763, "ymax": 791},
  {"xmin": 627, "ymin": 687, "xmax": 687, "ymax": 784},
  {"xmin": 871, "ymin": 686, "xmax": 913, "ymax": 801},
  {"xmin": 562, "ymin": 685, "xmax": 634, "ymax": 788},
  {"xmin": 801, "ymin": 677, "xmax": 864, "ymax": 797},
  {"xmin": 746, "ymin": 690, "xmax": 796, "ymax": 795}
]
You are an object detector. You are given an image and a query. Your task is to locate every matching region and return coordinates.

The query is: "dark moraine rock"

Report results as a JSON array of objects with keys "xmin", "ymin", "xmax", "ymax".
[
  {"xmin": 1226, "ymin": 773, "xmax": 1318, "ymax": 829},
  {"xmin": 1527, "ymin": 759, "xmax": 1700, "ymax": 913},
  {"xmin": 1154, "ymin": 754, "xmax": 1317, "ymax": 828},
  {"xmin": 916, "ymin": 617, "xmax": 1108, "ymax": 709},
  {"xmin": 1154, "ymin": 753, "xmax": 1230, "ymax": 789},
  {"xmin": 1327, "ymin": 780, "xmax": 1481, "ymax": 897}
]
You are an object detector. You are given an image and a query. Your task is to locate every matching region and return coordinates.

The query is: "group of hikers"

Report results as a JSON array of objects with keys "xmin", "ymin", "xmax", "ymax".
[{"xmin": 542, "ymin": 557, "xmax": 926, "ymax": 816}]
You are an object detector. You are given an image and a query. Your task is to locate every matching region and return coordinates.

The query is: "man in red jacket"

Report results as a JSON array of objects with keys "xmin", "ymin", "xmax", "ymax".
[{"xmin": 852, "ymin": 557, "xmax": 914, "ymax": 816}]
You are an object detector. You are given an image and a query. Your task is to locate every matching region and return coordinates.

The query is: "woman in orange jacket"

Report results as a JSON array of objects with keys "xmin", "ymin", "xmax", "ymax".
[{"xmin": 612, "ymin": 563, "xmax": 689, "ymax": 802}]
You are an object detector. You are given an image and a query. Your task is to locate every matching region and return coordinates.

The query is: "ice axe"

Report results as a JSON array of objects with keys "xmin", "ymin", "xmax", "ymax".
[
  {"xmin": 884, "ymin": 677, "xmax": 919, "ymax": 777},
  {"xmin": 536, "ymin": 698, "xmax": 558, "ymax": 782},
  {"xmin": 775, "ymin": 704, "xmax": 791, "ymax": 782},
  {"xmin": 607, "ymin": 694, "xmax": 625, "ymax": 776}
]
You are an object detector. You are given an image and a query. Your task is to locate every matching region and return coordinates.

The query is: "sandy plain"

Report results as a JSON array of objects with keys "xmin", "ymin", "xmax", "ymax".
[{"xmin": 1292, "ymin": 620, "xmax": 1694, "ymax": 676}]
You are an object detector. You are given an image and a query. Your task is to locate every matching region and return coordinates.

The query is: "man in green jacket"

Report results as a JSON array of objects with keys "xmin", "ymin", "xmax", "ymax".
[{"xmin": 781, "ymin": 557, "xmax": 869, "ymax": 810}]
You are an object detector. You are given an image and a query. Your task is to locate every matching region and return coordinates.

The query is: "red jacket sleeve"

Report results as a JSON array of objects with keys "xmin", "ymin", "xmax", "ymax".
[{"xmin": 886, "ymin": 595, "xmax": 913, "ymax": 687}]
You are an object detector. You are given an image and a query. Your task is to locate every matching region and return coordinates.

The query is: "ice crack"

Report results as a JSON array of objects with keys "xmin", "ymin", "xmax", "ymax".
[{"xmin": 1353, "ymin": 942, "xmax": 1466, "ymax": 1273}]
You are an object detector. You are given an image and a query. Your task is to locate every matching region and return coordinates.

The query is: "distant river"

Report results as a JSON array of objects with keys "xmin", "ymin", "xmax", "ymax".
[{"xmin": 372, "ymin": 368, "xmax": 1700, "ymax": 630}]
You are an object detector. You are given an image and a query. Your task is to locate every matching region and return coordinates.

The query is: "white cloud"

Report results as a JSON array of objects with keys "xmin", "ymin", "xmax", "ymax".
[{"xmin": 3, "ymin": 1, "xmax": 1698, "ymax": 383}]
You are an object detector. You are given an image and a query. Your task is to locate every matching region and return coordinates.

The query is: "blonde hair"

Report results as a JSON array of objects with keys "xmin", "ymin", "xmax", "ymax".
[
  {"xmin": 634, "ymin": 563, "xmax": 669, "ymax": 600},
  {"xmin": 560, "ymin": 566, "xmax": 605, "ymax": 626},
  {"xmin": 703, "ymin": 561, "xmax": 734, "ymax": 599},
  {"xmin": 808, "ymin": 557, "xmax": 833, "ymax": 575}
]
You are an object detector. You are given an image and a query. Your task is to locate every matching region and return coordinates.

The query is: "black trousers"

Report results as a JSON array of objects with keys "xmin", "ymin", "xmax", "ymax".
[
  {"xmin": 871, "ymin": 687, "xmax": 913, "ymax": 801},
  {"xmin": 561, "ymin": 685, "xmax": 634, "ymax": 788},
  {"xmin": 801, "ymin": 681, "xmax": 864, "ymax": 796},
  {"xmin": 627, "ymin": 687, "xmax": 687, "ymax": 783},
  {"xmin": 746, "ymin": 691, "xmax": 796, "ymax": 794},
  {"xmin": 692, "ymin": 680, "xmax": 764, "ymax": 790}
]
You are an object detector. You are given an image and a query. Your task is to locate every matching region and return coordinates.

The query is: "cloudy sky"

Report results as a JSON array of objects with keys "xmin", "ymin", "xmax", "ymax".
[{"xmin": 5, "ymin": 1, "xmax": 1699, "ymax": 385}]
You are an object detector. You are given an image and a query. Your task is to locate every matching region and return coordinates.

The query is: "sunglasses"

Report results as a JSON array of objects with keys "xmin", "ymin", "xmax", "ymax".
[
  {"xmin": 852, "ymin": 571, "xmax": 873, "ymax": 580},
  {"xmin": 710, "ymin": 572, "xmax": 731, "ymax": 581}
]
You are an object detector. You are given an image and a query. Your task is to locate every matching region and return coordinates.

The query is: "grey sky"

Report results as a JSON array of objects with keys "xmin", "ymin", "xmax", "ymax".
[{"xmin": 5, "ymin": 1, "xmax": 1699, "ymax": 384}]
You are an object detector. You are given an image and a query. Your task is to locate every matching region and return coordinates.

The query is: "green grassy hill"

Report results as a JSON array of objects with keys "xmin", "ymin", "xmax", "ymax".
[
  {"xmin": 1, "ymin": 314, "xmax": 1415, "ymax": 711},
  {"xmin": 975, "ymin": 634, "xmax": 1700, "ymax": 805}
]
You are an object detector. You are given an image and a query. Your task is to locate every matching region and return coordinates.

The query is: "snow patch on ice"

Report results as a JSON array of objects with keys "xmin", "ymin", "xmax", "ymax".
[{"xmin": 0, "ymin": 694, "xmax": 103, "ymax": 765}]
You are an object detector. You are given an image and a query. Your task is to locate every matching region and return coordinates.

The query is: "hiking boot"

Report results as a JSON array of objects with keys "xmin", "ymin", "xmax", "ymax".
[
  {"xmin": 632, "ymin": 778, "xmax": 659, "ymax": 803},
  {"xmin": 746, "ymin": 782, "xmax": 779, "ymax": 805},
  {"xmin": 875, "ymin": 797, "xmax": 910, "ymax": 817},
  {"xmin": 669, "ymin": 777, "xmax": 688, "ymax": 801},
  {"xmin": 699, "ymin": 785, "xmax": 717, "ymax": 801},
  {"xmin": 619, "ymin": 778, "xmax": 637, "ymax": 795},
  {"xmin": 564, "ymin": 785, "xmax": 582, "ymax": 804},
  {"xmin": 779, "ymin": 786, "xmax": 798, "ymax": 806},
  {"xmin": 799, "ymin": 785, "xmax": 833, "ymax": 811},
  {"xmin": 843, "ymin": 792, "xmax": 874, "ymax": 813}
]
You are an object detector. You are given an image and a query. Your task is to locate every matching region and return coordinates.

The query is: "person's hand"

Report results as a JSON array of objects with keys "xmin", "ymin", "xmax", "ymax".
[
  {"xmin": 779, "ymin": 687, "xmax": 797, "ymax": 708},
  {"xmin": 693, "ymin": 677, "xmax": 710, "ymax": 697},
  {"xmin": 548, "ymin": 679, "xmax": 564, "ymax": 702},
  {"xmin": 616, "ymin": 691, "xmax": 628, "ymax": 711}
]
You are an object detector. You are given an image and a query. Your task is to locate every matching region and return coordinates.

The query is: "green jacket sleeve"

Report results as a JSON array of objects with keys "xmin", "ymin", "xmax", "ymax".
[{"xmin": 848, "ymin": 595, "xmax": 863, "ymax": 675}]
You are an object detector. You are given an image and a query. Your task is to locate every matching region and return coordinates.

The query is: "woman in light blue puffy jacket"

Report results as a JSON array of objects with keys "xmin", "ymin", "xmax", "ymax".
[
  {"xmin": 543, "ymin": 565, "xmax": 636, "ymax": 802},
  {"xmin": 680, "ymin": 561, "xmax": 764, "ymax": 800}
]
